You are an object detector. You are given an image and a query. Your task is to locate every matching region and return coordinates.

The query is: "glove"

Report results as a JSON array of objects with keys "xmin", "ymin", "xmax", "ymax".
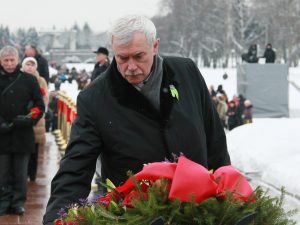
[
  {"xmin": 0, "ymin": 122, "xmax": 12, "ymax": 134},
  {"xmin": 13, "ymin": 115, "xmax": 33, "ymax": 127}
]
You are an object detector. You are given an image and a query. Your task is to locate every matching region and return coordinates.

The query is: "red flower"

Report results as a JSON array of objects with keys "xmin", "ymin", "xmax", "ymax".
[
  {"xmin": 54, "ymin": 219, "xmax": 62, "ymax": 225},
  {"xmin": 122, "ymin": 182, "xmax": 149, "ymax": 207},
  {"xmin": 54, "ymin": 219, "xmax": 79, "ymax": 225},
  {"xmin": 30, "ymin": 107, "xmax": 41, "ymax": 119},
  {"xmin": 40, "ymin": 87, "xmax": 46, "ymax": 96}
]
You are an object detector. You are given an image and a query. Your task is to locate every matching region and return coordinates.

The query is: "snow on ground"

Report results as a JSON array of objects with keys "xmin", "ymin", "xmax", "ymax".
[
  {"xmin": 227, "ymin": 118, "xmax": 300, "ymax": 194},
  {"xmin": 200, "ymin": 66, "xmax": 300, "ymax": 222}
]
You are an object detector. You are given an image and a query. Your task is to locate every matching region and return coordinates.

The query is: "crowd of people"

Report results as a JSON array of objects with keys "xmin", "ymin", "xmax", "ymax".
[{"xmin": 209, "ymin": 84, "xmax": 253, "ymax": 131}]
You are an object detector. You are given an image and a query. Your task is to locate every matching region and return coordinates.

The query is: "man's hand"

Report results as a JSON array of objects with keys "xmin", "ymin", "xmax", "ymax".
[
  {"xmin": 13, "ymin": 115, "xmax": 33, "ymax": 127},
  {"xmin": 0, "ymin": 122, "xmax": 12, "ymax": 134}
]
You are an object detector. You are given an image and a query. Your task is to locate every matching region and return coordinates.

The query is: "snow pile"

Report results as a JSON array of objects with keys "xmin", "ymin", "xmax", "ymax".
[{"xmin": 227, "ymin": 118, "xmax": 300, "ymax": 195}]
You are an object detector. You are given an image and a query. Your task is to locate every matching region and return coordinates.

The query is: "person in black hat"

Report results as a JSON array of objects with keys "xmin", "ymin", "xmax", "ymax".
[{"xmin": 91, "ymin": 47, "xmax": 110, "ymax": 81}]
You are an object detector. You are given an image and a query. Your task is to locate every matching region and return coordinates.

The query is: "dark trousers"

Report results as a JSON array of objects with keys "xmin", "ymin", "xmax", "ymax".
[
  {"xmin": 0, "ymin": 154, "xmax": 30, "ymax": 209},
  {"xmin": 28, "ymin": 144, "xmax": 39, "ymax": 181}
]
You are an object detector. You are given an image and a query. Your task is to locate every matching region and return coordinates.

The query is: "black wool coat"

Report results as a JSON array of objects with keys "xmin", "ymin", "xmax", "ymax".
[
  {"xmin": 91, "ymin": 62, "xmax": 109, "ymax": 81},
  {"xmin": 43, "ymin": 56, "xmax": 230, "ymax": 224},
  {"xmin": 0, "ymin": 66, "xmax": 45, "ymax": 154},
  {"xmin": 35, "ymin": 54, "xmax": 50, "ymax": 84}
]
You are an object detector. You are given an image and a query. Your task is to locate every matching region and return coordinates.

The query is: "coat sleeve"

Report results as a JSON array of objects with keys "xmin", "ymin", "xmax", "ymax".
[
  {"xmin": 189, "ymin": 59, "xmax": 231, "ymax": 170},
  {"xmin": 39, "ymin": 76, "xmax": 49, "ymax": 107},
  {"xmin": 43, "ymin": 92, "xmax": 102, "ymax": 224},
  {"xmin": 31, "ymin": 76, "xmax": 45, "ymax": 123}
]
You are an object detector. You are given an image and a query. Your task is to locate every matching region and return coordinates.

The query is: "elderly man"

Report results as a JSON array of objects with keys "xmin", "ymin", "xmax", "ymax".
[
  {"xmin": 0, "ymin": 46, "xmax": 45, "ymax": 216},
  {"xmin": 43, "ymin": 15, "xmax": 230, "ymax": 224}
]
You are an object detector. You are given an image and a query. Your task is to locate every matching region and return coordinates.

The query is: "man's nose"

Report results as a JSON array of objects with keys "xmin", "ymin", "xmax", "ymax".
[{"xmin": 127, "ymin": 59, "xmax": 137, "ymax": 71}]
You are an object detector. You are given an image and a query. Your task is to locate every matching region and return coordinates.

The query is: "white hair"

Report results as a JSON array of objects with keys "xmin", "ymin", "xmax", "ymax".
[
  {"xmin": 108, "ymin": 15, "xmax": 157, "ymax": 46},
  {"xmin": 0, "ymin": 46, "xmax": 19, "ymax": 58}
]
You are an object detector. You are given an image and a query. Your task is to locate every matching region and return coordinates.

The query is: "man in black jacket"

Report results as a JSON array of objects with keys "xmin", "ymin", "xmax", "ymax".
[
  {"xmin": 90, "ymin": 47, "xmax": 110, "ymax": 81},
  {"xmin": 43, "ymin": 15, "xmax": 230, "ymax": 224},
  {"xmin": 0, "ymin": 46, "xmax": 45, "ymax": 216},
  {"xmin": 263, "ymin": 43, "xmax": 276, "ymax": 63},
  {"xmin": 24, "ymin": 44, "xmax": 50, "ymax": 84}
]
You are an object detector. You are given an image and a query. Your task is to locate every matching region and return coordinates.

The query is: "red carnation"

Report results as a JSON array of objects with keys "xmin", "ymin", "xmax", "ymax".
[
  {"xmin": 40, "ymin": 87, "xmax": 46, "ymax": 96},
  {"xmin": 30, "ymin": 107, "xmax": 41, "ymax": 119}
]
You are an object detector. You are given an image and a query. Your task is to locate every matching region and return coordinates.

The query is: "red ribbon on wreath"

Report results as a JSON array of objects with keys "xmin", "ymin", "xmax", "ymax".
[{"xmin": 99, "ymin": 156, "xmax": 254, "ymax": 208}]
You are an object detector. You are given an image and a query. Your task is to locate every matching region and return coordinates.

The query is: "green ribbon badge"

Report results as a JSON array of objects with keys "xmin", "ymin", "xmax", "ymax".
[{"xmin": 169, "ymin": 84, "xmax": 179, "ymax": 100}]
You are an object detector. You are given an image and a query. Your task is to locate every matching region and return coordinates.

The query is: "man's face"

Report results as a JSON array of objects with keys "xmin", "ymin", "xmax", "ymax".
[
  {"xmin": 0, "ymin": 53, "xmax": 19, "ymax": 73},
  {"xmin": 25, "ymin": 46, "xmax": 36, "ymax": 57},
  {"xmin": 112, "ymin": 32, "xmax": 159, "ymax": 85},
  {"xmin": 96, "ymin": 53, "xmax": 106, "ymax": 64}
]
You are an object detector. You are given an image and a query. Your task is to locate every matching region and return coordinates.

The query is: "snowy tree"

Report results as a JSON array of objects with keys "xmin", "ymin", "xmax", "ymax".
[{"xmin": 251, "ymin": 0, "xmax": 300, "ymax": 65}]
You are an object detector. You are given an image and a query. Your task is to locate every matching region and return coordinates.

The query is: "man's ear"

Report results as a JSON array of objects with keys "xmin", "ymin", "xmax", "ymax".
[{"xmin": 153, "ymin": 38, "xmax": 160, "ymax": 55}]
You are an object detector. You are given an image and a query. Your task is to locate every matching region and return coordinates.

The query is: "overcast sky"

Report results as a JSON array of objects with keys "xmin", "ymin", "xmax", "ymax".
[{"xmin": 0, "ymin": 0, "xmax": 162, "ymax": 33}]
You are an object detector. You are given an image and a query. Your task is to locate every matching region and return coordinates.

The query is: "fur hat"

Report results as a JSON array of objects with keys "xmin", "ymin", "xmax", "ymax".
[{"xmin": 22, "ymin": 57, "xmax": 38, "ymax": 69}]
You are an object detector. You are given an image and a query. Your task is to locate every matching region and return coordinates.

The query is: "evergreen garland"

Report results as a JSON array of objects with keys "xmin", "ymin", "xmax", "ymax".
[{"xmin": 56, "ymin": 178, "xmax": 297, "ymax": 225}]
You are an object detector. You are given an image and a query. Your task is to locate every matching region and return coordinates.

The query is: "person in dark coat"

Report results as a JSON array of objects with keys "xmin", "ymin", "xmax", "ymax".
[
  {"xmin": 90, "ymin": 47, "xmax": 110, "ymax": 81},
  {"xmin": 48, "ymin": 91, "xmax": 59, "ymax": 131},
  {"xmin": 24, "ymin": 44, "xmax": 50, "ymax": 84},
  {"xmin": 0, "ymin": 46, "xmax": 45, "ymax": 216},
  {"xmin": 91, "ymin": 47, "xmax": 110, "ymax": 193},
  {"xmin": 243, "ymin": 99, "xmax": 253, "ymax": 124},
  {"xmin": 247, "ymin": 44, "xmax": 259, "ymax": 63},
  {"xmin": 263, "ymin": 43, "xmax": 276, "ymax": 63},
  {"xmin": 226, "ymin": 100, "xmax": 240, "ymax": 131},
  {"xmin": 43, "ymin": 15, "xmax": 230, "ymax": 224}
]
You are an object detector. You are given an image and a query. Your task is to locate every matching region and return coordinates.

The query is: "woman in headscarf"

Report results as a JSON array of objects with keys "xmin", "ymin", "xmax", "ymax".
[{"xmin": 22, "ymin": 57, "xmax": 49, "ymax": 182}]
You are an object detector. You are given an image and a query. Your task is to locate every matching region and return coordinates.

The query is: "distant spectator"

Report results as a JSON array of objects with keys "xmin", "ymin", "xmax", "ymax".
[
  {"xmin": 243, "ymin": 99, "xmax": 253, "ymax": 124},
  {"xmin": 216, "ymin": 85, "xmax": 228, "ymax": 104},
  {"xmin": 212, "ymin": 94, "xmax": 228, "ymax": 128},
  {"xmin": 47, "ymin": 91, "xmax": 59, "ymax": 132},
  {"xmin": 24, "ymin": 44, "xmax": 50, "ymax": 84},
  {"xmin": 76, "ymin": 69, "xmax": 89, "ymax": 90},
  {"xmin": 227, "ymin": 100, "xmax": 240, "ymax": 131},
  {"xmin": 208, "ymin": 84, "xmax": 217, "ymax": 97},
  {"xmin": 54, "ymin": 76, "xmax": 62, "ymax": 91},
  {"xmin": 242, "ymin": 44, "xmax": 258, "ymax": 63},
  {"xmin": 68, "ymin": 67, "xmax": 77, "ymax": 83},
  {"xmin": 237, "ymin": 94, "xmax": 246, "ymax": 125},
  {"xmin": 263, "ymin": 43, "xmax": 276, "ymax": 63},
  {"xmin": 91, "ymin": 47, "xmax": 110, "ymax": 81}
]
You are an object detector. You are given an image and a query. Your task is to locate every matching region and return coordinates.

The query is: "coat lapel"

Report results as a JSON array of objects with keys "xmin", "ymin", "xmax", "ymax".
[{"xmin": 108, "ymin": 57, "xmax": 178, "ymax": 123}]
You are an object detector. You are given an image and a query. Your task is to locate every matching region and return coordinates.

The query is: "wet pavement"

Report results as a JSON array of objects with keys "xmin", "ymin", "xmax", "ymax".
[{"xmin": 0, "ymin": 134, "xmax": 61, "ymax": 225}]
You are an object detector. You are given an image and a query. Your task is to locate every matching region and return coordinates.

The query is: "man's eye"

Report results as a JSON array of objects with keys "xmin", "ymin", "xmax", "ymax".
[
  {"xmin": 135, "ymin": 54, "xmax": 144, "ymax": 60},
  {"xmin": 119, "ymin": 56, "xmax": 128, "ymax": 61}
]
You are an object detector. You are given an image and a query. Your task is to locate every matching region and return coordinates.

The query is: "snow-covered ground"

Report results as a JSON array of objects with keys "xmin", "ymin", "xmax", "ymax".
[
  {"xmin": 200, "ymin": 66, "xmax": 300, "ymax": 223},
  {"xmin": 49, "ymin": 64, "xmax": 300, "ymax": 223}
]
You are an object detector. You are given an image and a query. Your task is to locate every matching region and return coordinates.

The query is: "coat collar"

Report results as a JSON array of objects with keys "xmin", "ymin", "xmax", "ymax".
[{"xmin": 107, "ymin": 57, "xmax": 178, "ymax": 123}]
